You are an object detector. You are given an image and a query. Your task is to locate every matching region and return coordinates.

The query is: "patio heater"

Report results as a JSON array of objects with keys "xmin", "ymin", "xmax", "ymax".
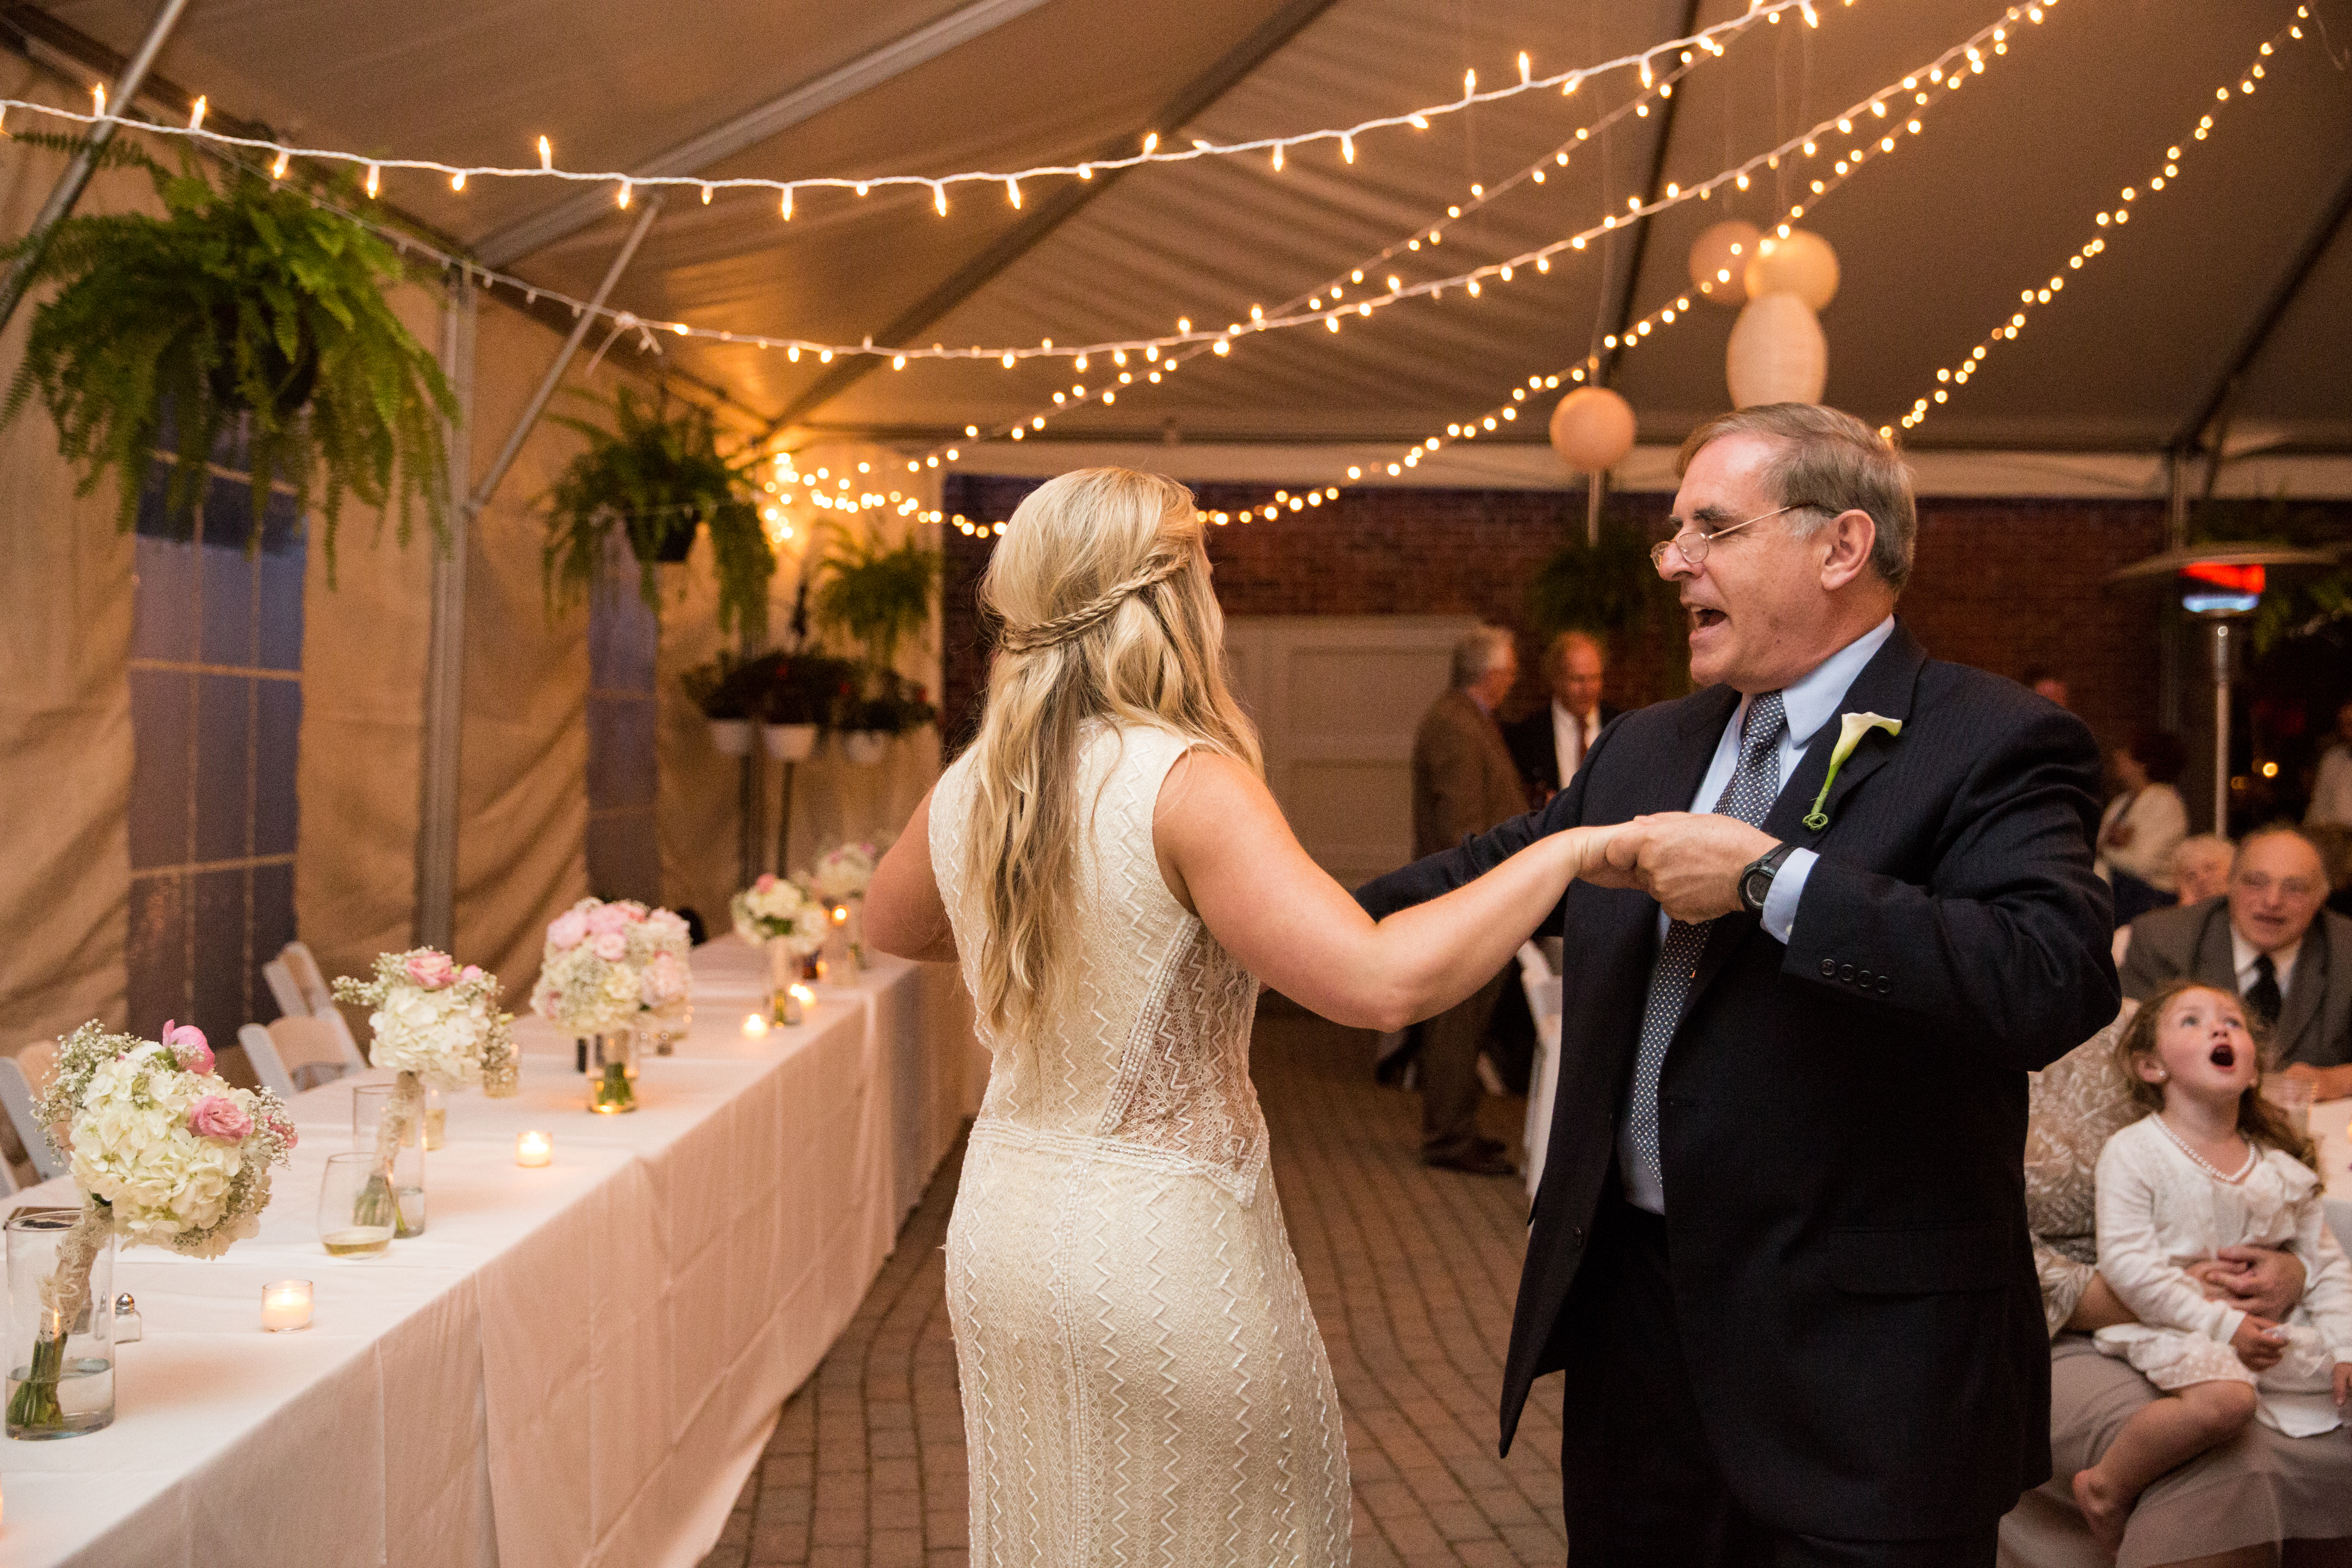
[{"xmin": 2105, "ymin": 544, "xmax": 2341, "ymax": 833}]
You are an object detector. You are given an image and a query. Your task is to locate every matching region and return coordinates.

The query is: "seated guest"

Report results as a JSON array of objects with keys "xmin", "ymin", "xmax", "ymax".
[
  {"xmin": 2097, "ymin": 729, "xmax": 2190, "ymax": 926},
  {"xmin": 2172, "ymin": 834, "xmax": 2236, "ymax": 906},
  {"xmin": 1500, "ymin": 630, "xmax": 1616, "ymax": 805},
  {"xmin": 2122, "ymin": 824, "xmax": 2352, "ymax": 1101},
  {"xmin": 2005, "ymin": 1003, "xmax": 2352, "ymax": 1566}
]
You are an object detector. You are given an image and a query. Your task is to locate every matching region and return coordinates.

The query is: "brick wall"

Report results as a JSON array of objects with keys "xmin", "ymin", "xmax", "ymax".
[{"xmin": 941, "ymin": 474, "xmax": 2177, "ymax": 760}]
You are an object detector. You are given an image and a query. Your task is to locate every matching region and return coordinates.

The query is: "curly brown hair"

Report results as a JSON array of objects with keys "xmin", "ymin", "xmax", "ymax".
[{"xmin": 2111, "ymin": 980, "xmax": 2317, "ymax": 1170}]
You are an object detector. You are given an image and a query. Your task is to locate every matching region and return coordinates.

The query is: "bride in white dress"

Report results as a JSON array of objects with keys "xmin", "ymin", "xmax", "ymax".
[{"xmin": 866, "ymin": 468, "xmax": 1619, "ymax": 1568}]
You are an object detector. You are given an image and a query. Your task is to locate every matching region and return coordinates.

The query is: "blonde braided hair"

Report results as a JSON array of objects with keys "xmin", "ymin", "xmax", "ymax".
[{"xmin": 958, "ymin": 468, "xmax": 1261, "ymax": 1045}]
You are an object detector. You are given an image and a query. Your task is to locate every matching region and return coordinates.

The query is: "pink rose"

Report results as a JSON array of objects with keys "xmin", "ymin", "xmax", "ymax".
[
  {"xmin": 586, "ymin": 903, "xmax": 633, "ymax": 936},
  {"xmin": 460, "ymin": 964, "xmax": 483, "ymax": 983},
  {"xmin": 187, "ymin": 1094, "xmax": 252, "ymax": 1140},
  {"xmin": 406, "ymin": 951, "xmax": 457, "ymax": 989},
  {"xmin": 755, "ymin": 873, "xmax": 777, "ymax": 893},
  {"xmin": 592, "ymin": 931, "xmax": 628, "ymax": 961},
  {"xmin": 160, "ymin": 1020, "xmax": 214, "ymax": 1076},
  {"xmin": 548, "ymin": 910, "xmax": 589, "ymax": 949}
]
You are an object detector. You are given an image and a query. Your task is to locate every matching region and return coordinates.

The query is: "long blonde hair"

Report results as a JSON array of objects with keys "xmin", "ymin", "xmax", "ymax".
[{"xmin": 961, "ymin": 468, "xmax": 1261, "ymax": 1042}]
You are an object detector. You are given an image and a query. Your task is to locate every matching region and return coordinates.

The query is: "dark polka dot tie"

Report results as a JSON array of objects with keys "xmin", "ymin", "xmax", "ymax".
[{"xmin": 1626, "ymin": 689, "xmax": 1787, "ymax": 1201}]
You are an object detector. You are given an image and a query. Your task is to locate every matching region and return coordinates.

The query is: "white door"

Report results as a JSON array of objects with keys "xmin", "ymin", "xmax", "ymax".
[{"xmin": 1223, "ymin": 616, "xmax": 1479, "ymax": 890}]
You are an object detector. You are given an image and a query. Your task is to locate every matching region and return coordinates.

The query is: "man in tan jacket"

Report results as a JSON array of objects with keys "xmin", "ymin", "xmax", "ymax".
[{"xmin": 1408, "ymin": 625, "xmax": 1530, "ymax": 1173}]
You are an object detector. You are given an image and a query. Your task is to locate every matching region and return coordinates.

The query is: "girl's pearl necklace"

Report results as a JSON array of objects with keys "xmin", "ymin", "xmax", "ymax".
[{"xmin": 2152, "ymin": 1111, "xmax": 2257, "ymax": 1184}]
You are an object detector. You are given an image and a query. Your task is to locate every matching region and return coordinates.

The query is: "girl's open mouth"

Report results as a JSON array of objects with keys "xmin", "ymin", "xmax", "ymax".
[{"xmin": 2209, "ymin": 1043, "xmax": 2236, "ymax": 1069}]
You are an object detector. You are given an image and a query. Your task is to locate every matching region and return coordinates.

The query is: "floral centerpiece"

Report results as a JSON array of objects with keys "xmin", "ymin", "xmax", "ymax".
[
  {"xmin": 330, "ymin": 949, "xmax": 519, "ymax": 1234},
  {"xmin": 530, "ymin": 899, "xmax": 693, "ymax": 1112},
  {"xmin": 805, "ymin": 840, "xmax": 882, "ymax": 969},
  {"xmin": 731, "ymin": 874, "xmax": 829, "ymax": 1021},
  {"xmin": 8, "ymin": 1021, "xmax": 294, "ymax": 1437}
]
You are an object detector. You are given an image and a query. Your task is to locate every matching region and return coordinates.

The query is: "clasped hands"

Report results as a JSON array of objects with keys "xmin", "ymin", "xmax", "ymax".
[{"xmin": 1577, "ymin": 812, "xmax": 1783, "ymax": 922}]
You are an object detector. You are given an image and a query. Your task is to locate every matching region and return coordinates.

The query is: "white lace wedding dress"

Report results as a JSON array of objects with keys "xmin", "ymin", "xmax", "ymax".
[{"xmin": 930, "ymin": 722, "xmax": 1350, "ymax": 1568}]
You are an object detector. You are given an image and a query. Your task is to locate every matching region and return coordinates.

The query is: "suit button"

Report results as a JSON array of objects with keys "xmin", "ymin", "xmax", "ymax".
[
  {"xmin": 1820, "ymin": 958, "xmax": 1837, "ymax": 978},
  {"xmin": 1838, "ymin": 964, "xmax": 1855, "ymax": 983},
  {"xmin": 1878, "ymin": 975, "xmax": 1892, "ymax": 994},
  {"xmin": 1857, "ymin": 968, "xmax": 1872, "ymax": 986},
  {"xmin": 1570, "ymin": 1226, "xmax": 1587, "ymax": 1247}
]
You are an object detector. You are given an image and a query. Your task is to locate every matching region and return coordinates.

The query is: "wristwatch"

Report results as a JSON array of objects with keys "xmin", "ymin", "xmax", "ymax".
[{"xmin": 1737, "ymin": 842, "xmax": 1797, "ymax": 915}]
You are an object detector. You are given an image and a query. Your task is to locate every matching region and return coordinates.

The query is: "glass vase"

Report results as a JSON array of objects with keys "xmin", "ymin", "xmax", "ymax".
[
  {"xmin": 588, "ymin": 1032, "xmax": 638, "ymax": 1114},
  {"xmin": 6, "ymin": 1205, "xmax": 116, "ymax": 1440},
  {"xmin": 352, "ymin": 1076, "xmax": 428, "ymax": 1238},
  {"xmin": 317, "ymin": 1153, "xmax": 394, "ymax": 1258},
  {"xmin": 845, "ymin": 895, "xmax": 869, "ymax": 972},
  {"xmin": 767, "ymin": 939, "xmax": 806, "ymax": 1025}
]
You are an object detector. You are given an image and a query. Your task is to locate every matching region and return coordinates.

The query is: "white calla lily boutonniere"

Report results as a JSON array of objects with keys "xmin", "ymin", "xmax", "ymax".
[{"xmin": 1802, "ymin": 712, "xmax": 1904, "ymax": 830}]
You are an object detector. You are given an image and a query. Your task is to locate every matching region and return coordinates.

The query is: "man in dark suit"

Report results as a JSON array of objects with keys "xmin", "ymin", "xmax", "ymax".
[
  {"xmin": 1503, "ymin": 630, "xmax": 1622, "ymax": 804},
  {"xmin": 2120, "ymin": 823, "xmax": 2352, "ymax": 1099},
  {"xmin": 1358, "ymin": 404, "xmax": 2118, "ymax": 1564},
  {"xmin": 1406, "ymin": 625, "xmax": 1534, "ymax": 1174}
]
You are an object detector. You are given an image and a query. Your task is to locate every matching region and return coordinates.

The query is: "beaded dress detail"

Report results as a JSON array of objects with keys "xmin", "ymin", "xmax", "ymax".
[{"xmin": 931, "ymin": 723, "xmax": 1349, "ymax": 1568}]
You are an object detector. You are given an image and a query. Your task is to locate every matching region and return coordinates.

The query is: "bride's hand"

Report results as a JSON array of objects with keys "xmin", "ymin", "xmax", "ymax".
[{"xmin": 1553, "ymin": 822, "xmax": 1630, "ymax": 884}]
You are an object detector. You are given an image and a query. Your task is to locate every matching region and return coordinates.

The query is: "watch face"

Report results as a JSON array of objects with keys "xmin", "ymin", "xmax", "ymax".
[{"xmin": 1742, "ymin": 867, "xmax": 1772, "ymax": 911}]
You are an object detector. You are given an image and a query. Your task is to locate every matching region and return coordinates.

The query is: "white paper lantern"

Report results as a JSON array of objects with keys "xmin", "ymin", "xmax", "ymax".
[
  {"xmin": 1548, "ymin": 387, "xmax": 1637, "ymax": 475},
  {"xmin": 1725, "ymin": 293, "xmax": 1827, "ymax": 408},
  {"xmin": 1743, "ymin": 228, "xmax": 1840, "ymax": 311},
  {"xmin": 1688, "ymin": 220, "xmax": 1762, "ymax": 305}
]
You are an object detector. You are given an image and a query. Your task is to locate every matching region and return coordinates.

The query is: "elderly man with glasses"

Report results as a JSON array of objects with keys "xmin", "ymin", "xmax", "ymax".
[
  {"xmin": 1358, "ymin": 402, "xmax": 2115, "ymax": 1564},
  {"xmin": 2122, "ymin": 822, "xmax": 2352, "ymax": 1099}
]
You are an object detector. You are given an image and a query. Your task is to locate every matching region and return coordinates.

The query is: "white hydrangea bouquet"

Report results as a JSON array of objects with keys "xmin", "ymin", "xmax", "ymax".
[
  {"xmin": 530, "ymin": 898, "xmax": 693, "ymax": 1036},
  {"xmin": 9, "ymin": 1020, "xmax": 296, "ymax": 1433},
  {"xmin": 804, "ymin": 840, "xmax": 882, "ymax": 970},
  {"xmin": 731, "ymin": 873, "xmax": 828, "ymax": 955},
  {"xmin": 332, "ymin": 948, "xmax": 520, "ymax": 1096}
]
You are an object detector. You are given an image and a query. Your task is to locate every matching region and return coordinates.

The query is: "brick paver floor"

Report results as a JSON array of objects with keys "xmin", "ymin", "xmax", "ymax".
[{"xmin": 699, "ymin": 997, "xmax": 1566, "ymax": 1568}]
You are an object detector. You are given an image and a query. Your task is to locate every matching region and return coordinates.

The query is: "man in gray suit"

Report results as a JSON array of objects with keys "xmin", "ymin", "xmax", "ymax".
[
  {"xmin": 2121, "ymin": 822, "xmax": 2352, "ymax": 1099},
  {"xmin": 1407, "ymin": 625, "xmax": 1530, "ymax": 1174}
]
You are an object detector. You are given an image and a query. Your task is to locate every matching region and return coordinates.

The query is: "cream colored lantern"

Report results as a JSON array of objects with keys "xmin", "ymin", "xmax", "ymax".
[
  {"xmin": 1742, "ymin": 229, "xmax": 1840, "ymax": 311},
  {"xmin": 1725, "ymin": 293, "xmax": 1827, "ymax": 408},
  {"xmin": 1688, "ymin": 220, "xmax": 1762, "ymax": 305},
  {"xmin": 1548, "ymin": 387, "xmax": 1637, "ymax": 474}
]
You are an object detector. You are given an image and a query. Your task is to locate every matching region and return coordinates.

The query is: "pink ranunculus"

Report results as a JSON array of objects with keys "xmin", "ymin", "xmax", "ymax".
[
  {"xmin": 406, "ymin": 951, "xmax": 457, "ymax": 989},
  {"xmin": 585, "ymin": 902, "xmax": 633, "ymax": 936},
  {"xmin": 187, "ymin": 1094, "xmax": 252, "ymax": 1141},
  {"xmin": 592, "ymin": 931, "xmax": 628, "ymax": 961},
  {"xmin": 548, "ymin": 910, "xmax": 590, "ymax": 949},
  {"xmin": 755, "ymin": 873, "xmax": 777, "ymax": 893},
  {"xmin": 460, "ymin": 964, "xmax": 483, "ymax": 983},
  {"xmin": 646, "ymin": 909, "xmax": 689, "ymax": 943},
  {"xmin": 160, "ymin": 1019, "xmax": 214, "ymax": 1076},
  {"xmin": 640, "ymin": 951, "xmax": 688, "ymax": 1007}
]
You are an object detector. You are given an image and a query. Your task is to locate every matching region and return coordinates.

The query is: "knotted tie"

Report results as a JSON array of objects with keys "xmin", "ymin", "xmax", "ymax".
[
  {"xmin": 2247, "ymin": 953, "xmax": 2282, "ymax": 1033},
  {"xmin": 1624, "ymin": 690, "xmax": 1787, "ymax": 1200}
]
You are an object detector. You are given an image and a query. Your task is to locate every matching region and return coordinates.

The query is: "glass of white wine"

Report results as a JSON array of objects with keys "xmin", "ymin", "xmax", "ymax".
[{"xmin": 318, "ymin": 1153, "xmax": 395, "ymax": 1258}]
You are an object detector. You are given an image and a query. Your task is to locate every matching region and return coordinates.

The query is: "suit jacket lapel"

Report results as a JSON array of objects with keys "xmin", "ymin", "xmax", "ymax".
[
  {"xmin": 2276, "ymin": 919, "xmax": 2328, "ymax": 1062},
  {"xmin": 2192, "ymin": 902, "xmax": 2237, "ymax": 993}
]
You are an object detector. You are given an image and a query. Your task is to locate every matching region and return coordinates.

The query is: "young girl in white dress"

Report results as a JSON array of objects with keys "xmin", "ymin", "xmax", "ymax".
[{"xmin": 2069, "ymin": 980, "xmax": 2352, "ymax": 1550}]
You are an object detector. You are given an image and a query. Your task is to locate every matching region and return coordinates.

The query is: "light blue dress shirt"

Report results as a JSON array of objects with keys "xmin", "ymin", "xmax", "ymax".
[{"xmin": 1619, "ymin": 615, "xmax": 1895, "ymax": 1214}]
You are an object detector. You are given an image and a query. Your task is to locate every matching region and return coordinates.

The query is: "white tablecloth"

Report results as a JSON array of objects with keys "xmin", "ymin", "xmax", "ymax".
[
  {"xmin": 2315, "ymin": 1094, "xmax": 2351, "ymax": 1256},
  {"xmin": 0, "ymin": 947, "xmax": 974, "ymax": 1568}
]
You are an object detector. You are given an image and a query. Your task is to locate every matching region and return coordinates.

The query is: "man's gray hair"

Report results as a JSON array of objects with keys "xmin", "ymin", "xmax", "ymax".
[
  {"xmin": 1450, "ymin": 624, "xmax": 1517, "ymax": 690},
  {"xmin": 1677, "ymin": 403, "xmax": 1918, "ymax": 591}
]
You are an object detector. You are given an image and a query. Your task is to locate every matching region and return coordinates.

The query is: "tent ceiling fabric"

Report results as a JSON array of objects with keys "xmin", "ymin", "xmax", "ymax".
[{"xmin": 37, "ymin": 0, "xmax": 2352, "ymax": 453}]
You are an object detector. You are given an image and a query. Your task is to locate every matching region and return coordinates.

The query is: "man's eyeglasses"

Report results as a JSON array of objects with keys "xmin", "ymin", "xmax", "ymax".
[{"xmin": 1648, "ymin": 502, "xmax": 1818, "ymax": 571}]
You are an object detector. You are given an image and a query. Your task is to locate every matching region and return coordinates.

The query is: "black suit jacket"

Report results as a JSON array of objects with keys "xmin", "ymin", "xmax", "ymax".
[
  {"xmin": 2119, "ymin": 896, "xmax": 2352, "ymax": 1069},
  {"xmin": 1356, "ymin": 622, "xmax": 2118, "ymax": 1537},
  {"xmin": 1500, "ymin": 702, "xmax": 1623, "ymax": 804}
]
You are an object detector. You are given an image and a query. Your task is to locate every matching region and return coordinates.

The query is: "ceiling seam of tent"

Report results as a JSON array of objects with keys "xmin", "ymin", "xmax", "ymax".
[{"xmin": 1597, "ymin": 0, "xmax": 1706, "ymax": 390}]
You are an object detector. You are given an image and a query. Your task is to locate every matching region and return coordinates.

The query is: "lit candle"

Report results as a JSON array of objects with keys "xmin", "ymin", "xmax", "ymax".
[
  {"xmin": 831, "ymin": 904, "xmax": 849, "ymax": 925},
  {"xmin": 790, "ymin": 982, "xmax": 815, "ymax": 1005},
  {"xmin": 261, "ymin": 1279, "xmax": 314, "ymax": 1332},
  {"xmin": 515, "ymin": 1130, "xmax": 553, "ymax": 1168},
  {"xmin": 741, "ymin": 1012, "xmax": 770, "ymax": 1039}
]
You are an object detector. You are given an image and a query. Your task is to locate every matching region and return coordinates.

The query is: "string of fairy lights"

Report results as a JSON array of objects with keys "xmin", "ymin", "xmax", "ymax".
[
  {"xmin": 953, "ymin": 0, "xmax": 2058, "ymax": 485},
  {"xmin": 0, "ymin": 0, "xmax": 1824, "ymax": 222},
  {"xmin": 1889, "ymin": 8, "xmax": 2319, "ymax": 437}
]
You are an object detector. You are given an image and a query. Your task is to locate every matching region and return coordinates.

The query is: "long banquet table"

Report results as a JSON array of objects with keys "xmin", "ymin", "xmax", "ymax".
[{"xmin": 0, "ymin": 943, "xmax": 976, "ymax": 1568}]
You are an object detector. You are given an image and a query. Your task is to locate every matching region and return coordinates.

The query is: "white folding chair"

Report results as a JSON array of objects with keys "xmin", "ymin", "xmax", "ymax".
[
  {"xmin": 238, "ymin": 1016, "xmax": 353, "ymax": 1099},
  {"xmin": 1516, "ymin": 943, "xmax": 1564, "ymax": 1202},
  {"xmin": 0, "ymin": 1040, "xmax": 67, "ymax": 1183},
  {"xmin": 266, "ymin": 941, "xmax": 370, "ymax": 1072}
]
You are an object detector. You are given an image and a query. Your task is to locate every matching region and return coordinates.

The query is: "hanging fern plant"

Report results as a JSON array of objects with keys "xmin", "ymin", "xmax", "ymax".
[
  {"xmin": 808, "ymin": 521, "xmax": 942, "ymax": 670},
  {"xmin": 0, "ymin": 136, "xmax": 457, "ymax": 573},
  {"xmin": 542, "ymin": 386, "xmax": 775, "ymax": 644}
]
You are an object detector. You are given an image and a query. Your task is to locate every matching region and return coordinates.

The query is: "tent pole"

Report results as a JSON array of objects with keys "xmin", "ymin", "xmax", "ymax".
[
  {"xmin": 462, "ymin": 196, "xmax": 665, "ymax": 519},
  {"xmin": 1586, "ymin": 472, "xmax": 1604, "ymax": 548},
  {"xmin": 0, "ymin": 0, "xmax": 192, "ymax": 336},
  {"xmin": 2208, "ymin": 619, "xmax": 2232, "ymax": 837},
  {"xmin": 415, "ymin": 270, "xmax": 477, "ymax": 950}
]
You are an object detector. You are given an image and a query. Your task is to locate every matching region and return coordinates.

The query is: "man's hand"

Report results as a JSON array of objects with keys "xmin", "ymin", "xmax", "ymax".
[
  {"xmin": 2229, "ymin": 1313, "xmax": 2287, "ymax": 1372},
  {"xmin": 2335, "ymin": 1362, "xmax": 2351, "ymax": 1409},
  {"xmin": 2281, "ymin": 1060, "xmax": 2352, "ymax": 1102},
  {"xmin": 2190, "ymin": 1245, "xmax": 2308, "ymax": 1321},
  {"xmin": 1592, "ymin": 813, "xmax": 1782, "ymax": 923}
]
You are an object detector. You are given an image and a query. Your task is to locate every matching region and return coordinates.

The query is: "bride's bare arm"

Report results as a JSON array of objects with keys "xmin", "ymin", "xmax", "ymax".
[
  {"xmin": 867, "ymin": 790, "xmax": 958, "ymax": 962},
  {"xmin": 1155, "ymin": 751, "xmax": 1609, "ymax": 1031}
]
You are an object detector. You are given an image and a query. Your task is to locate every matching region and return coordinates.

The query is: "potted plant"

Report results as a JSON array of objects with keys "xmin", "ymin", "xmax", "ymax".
[
  {"xmin": 768, "ymin": 652, "xmax": 858, "ymax": 760},
  {"xmin": 682, "ymin": 653, "xmax": 761, "ymax": 755},
  {"xmin": 839, "ymin": 670, "xmax": 936, "ymax": 763},
  {"xmin": 0, "ymin": 138, "xmax": 458, "ymax": 568},
  {"xmin": 809, "ymin": 522, "xmax": 942, "ymax": 670},
  {"xmin": 543, "ymin": 387, "xmax": 775, "ymax": 644}
]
